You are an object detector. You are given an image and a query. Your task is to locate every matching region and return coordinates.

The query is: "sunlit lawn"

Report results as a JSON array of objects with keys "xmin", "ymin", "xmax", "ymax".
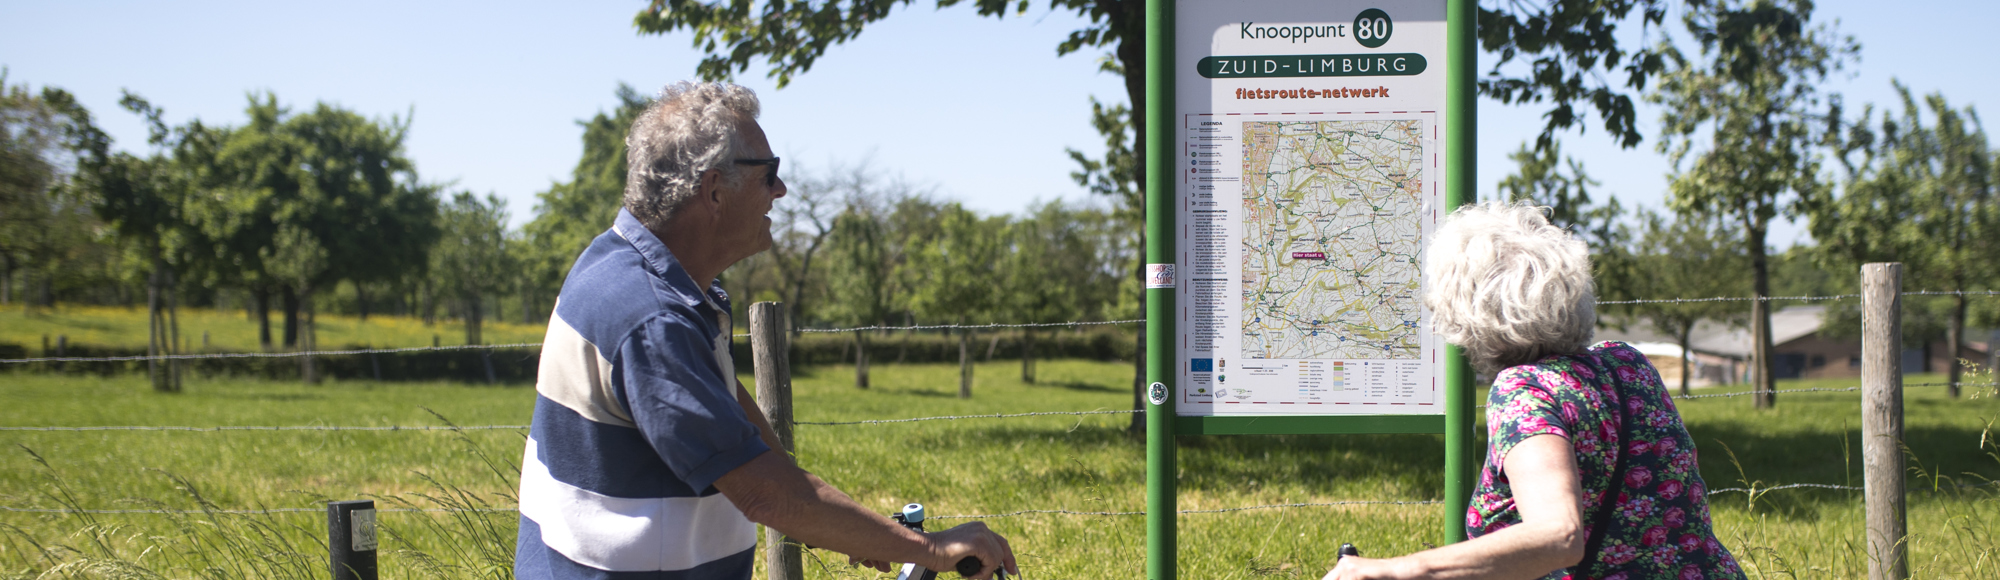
[{"xmin": 1, "ymin": 362, "xmax": 1996, "ymax": 578}]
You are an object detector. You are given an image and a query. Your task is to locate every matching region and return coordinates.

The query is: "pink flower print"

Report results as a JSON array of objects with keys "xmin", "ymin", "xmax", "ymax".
[
  {"xmin": 1616, "ymin": 366, "xmax": 1643, "ymax": 383},
  {"xmin": 1663, "ymin": 506, "xmax": 1687, "ymax": 528},
  {"xmin": 1642, "ymin": 526, "xmax": 1669, "ymax": 547},
  {"xmin": 1574, "ymin": 364, "xmax": 1596, "ymax": 379},
  {"xmin": 1652, "ymin": 546, "xmax": 1680, "ymax": 568},
  {"xmin": 1690, "ymin": 480, "xmax": 1705, "ymax": 498},
  {"xmin": 1658, "ymin": 480, "xmax": 1685, "ymax": 502},
  {"xmin": 1627, "ymin": 466, "xmax": 1654, "ymax": 488},
  {"xmin": 1604, "ymin": 543, "xmax": 1639, "ymax": 565},
  {"xmin": 1655, "ymin": 437, "xmax": 1678, "ymax": 456},
  {"xmin": 1678, "ymin": 534, "xmax": 1702, "ymax": 553},
  {"xmin": 1650, "ymin": 410, "xmax": 1672, "ymax": 428},
  {"xmin": 1604, "ymin": 573, "xmax": 1630, "ymax": 580},
  {"xmin": 1721, "ymin": 556, "xmax": 1740, "ymax": 573},
  {"xmin": 1629, "ymin": 439, "xmax": 1652, "ymax": 456},
  {"xmin": 1561, "ymin": 401, "xmax": 1580, "ymax": 423},
  {"xmin": 1704, "ymin": 538, "xmax": 1723, "ymax": 557},
  {"xmin": 1678, "ymin": 564, "xmax": 1705, "ymax": 580},
  {"xmin": 1466, "ymin": 510, "xmax": 1482, "ymax": 528},
  {"xmin": 1627, "ymin": 394, "xmax": 1647, "ymax": 414},
  {"xmin": 1614, "ymin": 348, "xmax": 1638, "ymax": 361}
]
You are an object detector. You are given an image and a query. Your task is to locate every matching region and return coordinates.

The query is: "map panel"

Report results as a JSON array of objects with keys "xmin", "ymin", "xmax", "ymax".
[{"xmin": 1240, "ymin": 120, "xmax": 1424, "ymax": 361}]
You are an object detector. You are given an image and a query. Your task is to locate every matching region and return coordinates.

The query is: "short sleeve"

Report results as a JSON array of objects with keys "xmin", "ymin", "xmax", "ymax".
[
  {"xmin": 617, "ymin": 312, "xmax": 771, "ymax": 493},
  {"xmin": 1486, "ymin": 367, "xmax": 1573, "ymax": 467}
]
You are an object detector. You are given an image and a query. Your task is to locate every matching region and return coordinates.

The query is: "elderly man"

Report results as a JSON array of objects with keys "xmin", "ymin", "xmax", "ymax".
[{"xmin": 515, "ymin": 81, "xmax": 1018, "ymax": 580}]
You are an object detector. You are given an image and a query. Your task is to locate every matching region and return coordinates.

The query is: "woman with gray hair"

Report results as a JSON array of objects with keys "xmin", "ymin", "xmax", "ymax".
[{"xmin": 1324, "ymin": 201, "xmax": 1744, "ymax": 580}]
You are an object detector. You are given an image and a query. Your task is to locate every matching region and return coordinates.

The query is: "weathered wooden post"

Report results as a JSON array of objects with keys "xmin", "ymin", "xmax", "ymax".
[
  {"xmin": 327, "ymin": 499, "xmax": 378, "ymax": 580},
  {"xmin": 750, "ymin": 302, "xmax": 802, "ymax": 580},
  {"xmin": 1861, "ymin": 263, "xmax": 1907, "ymax": 580}
]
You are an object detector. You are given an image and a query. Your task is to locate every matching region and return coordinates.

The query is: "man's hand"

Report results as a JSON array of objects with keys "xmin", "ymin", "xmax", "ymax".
[{"xmin": 921, "ymin": 521, "xmax": 1018, "ymax": 579}]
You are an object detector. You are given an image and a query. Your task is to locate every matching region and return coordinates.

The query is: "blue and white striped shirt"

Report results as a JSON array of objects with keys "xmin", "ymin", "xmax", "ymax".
[{"xmin": 515, "ymin": 208, "xmax": 771, "ymax": 580}]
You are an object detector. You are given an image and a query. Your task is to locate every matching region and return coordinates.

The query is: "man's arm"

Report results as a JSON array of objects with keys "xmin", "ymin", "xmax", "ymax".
[{"xmin": 725, "ymin": 382, "xmax": 1018, "ymax": 579}]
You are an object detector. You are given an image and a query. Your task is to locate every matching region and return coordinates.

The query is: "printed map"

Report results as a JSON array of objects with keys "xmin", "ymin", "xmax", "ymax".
[{"xmin": 1240, "ymin": 120, "xmax": 1423, "ymax": 360}]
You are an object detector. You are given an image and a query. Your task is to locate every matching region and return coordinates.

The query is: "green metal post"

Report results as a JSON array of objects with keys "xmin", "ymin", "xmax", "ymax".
[
  {"xmin": 1442, "ymin": 0, "xmax": 1478, "ymax": 545},
  {"xmin": 1143, "ymin": 0, "xmax": 1176, "ymax": 577}
]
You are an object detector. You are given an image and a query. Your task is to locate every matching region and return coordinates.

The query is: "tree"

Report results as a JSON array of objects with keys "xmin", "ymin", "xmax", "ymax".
[
  {"xmin": 1652, "ymin": 0, "xmax": 1855, "ymax": 409},
  {"xmin": 524, "ymin": 85, "xmax": 651, "ymax": 319},
  {"xmin": 1003, "ymin": 200, "xmax": 1117, "ymax": 383},
  {"xmin": 906, "ymin": 204, "xmax": 1006, "ymax": 398},
  {"xmin": 1, "ymin": 75, "xmax": 104, "ymax": 310},
  {"xmin": 1811, "ymin": 83, "xmax": 1994, "ymax": 397},
  {"xmin": 1494, "ymin": 140, "xmax": 1635, "ymax": 306},
  {"xmin": 435, "ymin": 191, "xmax": 517, "ymax": 347},
  {"xmin": 197, "ymin": 94, "xmax": 439, "ymax": 352},
  {"xmin": 1628, "ymin": 209, "xmax": 1748, "ymax": 395},
  {"xmin": 640, "ymin": 0, "xmax": 1709, "ymax": 422},
  {"xmin": 821, "ymin": 171, "xmax": 929, "ymax": 388}
]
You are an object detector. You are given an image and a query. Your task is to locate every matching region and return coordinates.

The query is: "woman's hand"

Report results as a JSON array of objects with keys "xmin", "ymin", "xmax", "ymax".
[{"xmin": 1320, "ymin": 555, "xmax": 1404, "ymax": 580}]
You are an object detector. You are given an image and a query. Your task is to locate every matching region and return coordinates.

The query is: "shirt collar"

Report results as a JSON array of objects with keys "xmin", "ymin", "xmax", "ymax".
[{"xmin": 612, "ymin": 207, "xmax": 728, "ymax": 311}]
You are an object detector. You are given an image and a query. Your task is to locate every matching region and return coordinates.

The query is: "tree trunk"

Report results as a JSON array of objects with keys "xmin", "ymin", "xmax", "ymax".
[
  {"xmin": 1678, "ymin": 322, "xmax": 1694, "ymax": 397},
  {"xmin": 1021, "ymin": 328, "xmax": 1036, "ymax": 384},
  {"xmin": 1, "ymin": 253, "xmax": 13, "ymax": 305},
  {"xmin": 166, "ymin": 268, "xmax": 182, "ymax": 393},
  {"xmin": 855, "ymin": 330, "xmax": 870, "ymax": 389},
  {"xmin": 1748, "ymin": 217, "xmax": 1775, "ymax": 409},
  {"xmin": 147, "ymin": 264, "xmax": 163, "ymax": 392},
  {"xmin": 959, "ymin": 320, "xmax": 973, "ymax": 399},
  {"xmin": 356, "ymin": 282, "xmax": 371, "ymax": 321},
  {"xmin": 465, "ymin": 292, "xmax": 484, "ymax": 346},
  {"xmin": 301, "ymin": 283, "xmax": 318, "ymax": 384},
  {"xmin": 255, "ymin": 287, "xmax": 273, "ymax": 351},
  {"xmin": 1947, "ymin": 294, "xmax": 1966, "ymax": 398},
  {"xmin": 282, "ymin": 286, "xmax": 300, "ymax": 349}
]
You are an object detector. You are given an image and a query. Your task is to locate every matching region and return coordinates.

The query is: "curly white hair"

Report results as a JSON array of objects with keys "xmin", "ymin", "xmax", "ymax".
[
  {"xmin": 1424, "ymin": 200, "xmax": 1596, "ymax": 373},
  {"xmin": 623, "ymin": 81, "xmax": 761, "ymax": 227}
]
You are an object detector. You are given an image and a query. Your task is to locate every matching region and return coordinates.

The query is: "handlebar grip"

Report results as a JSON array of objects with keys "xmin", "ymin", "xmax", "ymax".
[
  {"xmin": 955, "ymin": 556, "xmax": 982, "ymax": 577},
  {"xmin": 1338, "ymin": 543, "xmax": 1359, "ymax": 560}
]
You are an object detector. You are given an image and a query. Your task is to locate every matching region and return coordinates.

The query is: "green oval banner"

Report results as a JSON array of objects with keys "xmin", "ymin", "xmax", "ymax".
[{"xmin": 1197, "ymin": 53, "xmax": 1427, "ymax": 78}]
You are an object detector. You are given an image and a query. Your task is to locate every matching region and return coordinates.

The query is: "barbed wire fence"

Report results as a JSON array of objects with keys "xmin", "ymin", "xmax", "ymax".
[{"xmin": 3, "ymin": 288, "xmax": 1997, "ymax": 563}]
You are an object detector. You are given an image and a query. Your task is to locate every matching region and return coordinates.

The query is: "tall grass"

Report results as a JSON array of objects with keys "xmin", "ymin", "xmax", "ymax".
[{"xmin": 1, "ymin": 364, "xmax": 1997, "ymax": 578}]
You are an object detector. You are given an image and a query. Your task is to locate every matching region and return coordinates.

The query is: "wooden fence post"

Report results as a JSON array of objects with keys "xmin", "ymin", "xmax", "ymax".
[
  {"xmin": 750, "ymin": 302, "xmax": 802, "ymax": 580},
  {"xmin": 327, "ymin": 499, "xmax": 378, "ymax": 580},
  {"xmin": 1861, "ymin": 263, "xmax": 1907, "ymax": 580}
]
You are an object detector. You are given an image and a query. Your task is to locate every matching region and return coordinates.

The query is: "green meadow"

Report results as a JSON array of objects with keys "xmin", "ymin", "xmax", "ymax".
[{"xmin": 2, "ymin": 358, "xmax": 1997, "ymax": 579}]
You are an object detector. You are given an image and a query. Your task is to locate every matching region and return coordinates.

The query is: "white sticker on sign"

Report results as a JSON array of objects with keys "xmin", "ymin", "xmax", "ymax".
[
  {"xmin": 1145, "ymin": 264, "xmax": 1177, "ymax": 289},
  {"xmin": 352, "ymin": 508, "xmax": 377, "ymax": 551}
]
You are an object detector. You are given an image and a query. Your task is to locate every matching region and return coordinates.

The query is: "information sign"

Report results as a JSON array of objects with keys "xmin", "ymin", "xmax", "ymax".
[{"xmin": 1174, "ymin": 0, "xmax": 1448, "ymax": 416}]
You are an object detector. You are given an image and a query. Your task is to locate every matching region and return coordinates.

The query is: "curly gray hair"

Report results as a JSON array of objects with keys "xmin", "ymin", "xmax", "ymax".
[
  {"xmin": 1424, "ymin": 200, "xmax": 1596, "ymax": 374},
  {"xmin": 623, "ymin": 81, "xmax": 762, "ymax": 227}
]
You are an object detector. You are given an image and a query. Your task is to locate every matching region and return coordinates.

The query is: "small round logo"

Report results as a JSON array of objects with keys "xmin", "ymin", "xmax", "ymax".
[
  {"xmin": 1353, "ymin": 8, "xmax": 1393, "ymax": 48},
  {"xmin": 1147, "ymin": 382, "xmax": 1169, "ymax": 406}
]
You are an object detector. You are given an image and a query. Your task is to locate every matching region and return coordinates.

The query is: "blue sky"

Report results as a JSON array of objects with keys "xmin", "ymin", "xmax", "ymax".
[{"xmin": 4, "ymin": 0, "xmax": 1993, "ymax": 249}]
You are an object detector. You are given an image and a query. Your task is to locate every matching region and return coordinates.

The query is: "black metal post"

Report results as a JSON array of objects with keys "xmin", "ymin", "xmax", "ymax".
[{"xmin": 328, "ymin": 500, "xmax": 378, "ymax": 580}]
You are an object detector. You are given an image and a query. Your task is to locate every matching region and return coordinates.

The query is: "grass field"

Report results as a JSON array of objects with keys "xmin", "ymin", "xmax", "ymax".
[
  {"xmin": 0, "ymin": 305, "xmax": 547, "ymax": 352},
  {"xmin": 2, "ymin": 361, "xmax": 1998, "ymax": 579}
]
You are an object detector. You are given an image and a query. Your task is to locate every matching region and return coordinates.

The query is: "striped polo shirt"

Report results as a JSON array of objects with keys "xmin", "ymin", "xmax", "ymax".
[{"xmin": 515, "ymin": 208, "xmax": 771, "ymax": 580}]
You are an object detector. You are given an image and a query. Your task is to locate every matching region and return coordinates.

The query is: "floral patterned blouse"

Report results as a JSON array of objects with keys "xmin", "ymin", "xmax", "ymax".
[{"xmin": 1468, "ymin": 341, "xmax": 1745, "ymax": 580}]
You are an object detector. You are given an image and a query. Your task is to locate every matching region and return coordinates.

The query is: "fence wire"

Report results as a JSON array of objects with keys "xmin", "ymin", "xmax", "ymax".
[
  {"xmin": 9, "ymin": 289, "xmax": 2000, "ymax": 365},
  {"xmin": 17, "ymin": 481, "xmax": 1968, "ymax": 517},
  {"xmin": 10, "ymin": 381, "xmax": 1990, "ymax": 432}
]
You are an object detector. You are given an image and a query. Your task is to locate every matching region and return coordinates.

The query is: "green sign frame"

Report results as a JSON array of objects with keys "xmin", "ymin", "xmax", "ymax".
[{"xmin": 1143, "ymin": 1, "xmax": 1476, "ymax": 578}]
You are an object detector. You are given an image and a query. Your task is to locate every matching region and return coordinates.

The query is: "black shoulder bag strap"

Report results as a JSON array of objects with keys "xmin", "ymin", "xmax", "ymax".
[{"xmin": 1577, "ymin": 383, "xmax": 1631, "ymax": 580}]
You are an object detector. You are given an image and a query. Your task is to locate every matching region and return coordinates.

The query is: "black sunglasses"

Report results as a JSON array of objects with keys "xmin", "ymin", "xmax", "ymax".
[{"xmin": 733, "ymin": 157, "xmax": 781, "ymax": 187}]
